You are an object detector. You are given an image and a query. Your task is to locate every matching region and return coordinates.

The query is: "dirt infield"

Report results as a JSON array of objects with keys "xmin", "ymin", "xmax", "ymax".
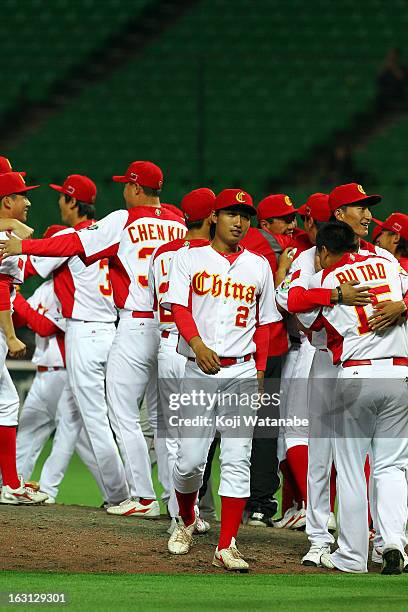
[{"xmin": 0, "ymin": 505, "xmax": 380, "ymax": 574}]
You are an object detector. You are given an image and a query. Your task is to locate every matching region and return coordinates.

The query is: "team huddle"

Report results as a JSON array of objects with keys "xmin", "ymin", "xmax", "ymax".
[{"xmin": 0, "ymin": 156, "xmax": 407, "ymax": 575}]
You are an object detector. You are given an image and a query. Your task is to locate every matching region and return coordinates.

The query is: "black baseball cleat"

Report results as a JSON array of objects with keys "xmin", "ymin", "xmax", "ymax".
[
  {"xmin": 381, "ymin": 549, "xmax": 404, "ymax": 575},
  {"xmin": 246, "ymin": 511, "xmax": 275, "ymax": 527}
]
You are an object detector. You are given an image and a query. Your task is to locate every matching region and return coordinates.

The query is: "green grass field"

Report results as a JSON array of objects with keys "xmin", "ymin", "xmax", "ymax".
[
  {"xmin": 0, "ymin": 573, "xmax": 407, "ymax": 611},
  {"xmin": 2, "ymin": 440, "xmax": 406, "ymax": 611}
]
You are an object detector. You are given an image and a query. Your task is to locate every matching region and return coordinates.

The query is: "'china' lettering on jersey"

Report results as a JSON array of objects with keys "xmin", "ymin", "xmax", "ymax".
[{"xmin": 191, "ymin": 271, "xmax": 256, "ymax": 303}]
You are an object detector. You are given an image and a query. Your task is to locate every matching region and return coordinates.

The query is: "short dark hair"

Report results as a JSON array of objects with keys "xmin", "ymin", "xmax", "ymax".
[
  {"xmin": 186, "ymin": 218, "xmax": 206, "ymax": 231},
  {"xmin": 64, "ymin": 194, "xmax": 95, "ymax": 220},
  {"xmin": 141, "ymin": 185, "xmax": 161, "ymax": 197},
  {"xmin": 316, "ymin": 221, "xmax": 359, "ymax": 255},
  {"xmin": 396, "ymin": 235, "xmax": 408, "ymax": 258}
]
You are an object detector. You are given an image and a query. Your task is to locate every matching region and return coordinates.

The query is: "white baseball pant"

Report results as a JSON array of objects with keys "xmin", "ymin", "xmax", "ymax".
[
  {"xmin": 330, "ymin": 360, "xmax": 408, "ymax": 573},
  {"xmin": 173, "ymin": 358, "xmax": 255, "ymax": 498},
  {"xmin": 0, "ymin": 330, "xmax": 19, "ymax": 426}
]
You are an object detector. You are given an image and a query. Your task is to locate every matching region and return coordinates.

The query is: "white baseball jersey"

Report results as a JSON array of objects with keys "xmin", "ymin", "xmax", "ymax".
[
  {"xmin": 27, "ymin": 280, "xmax": 65, "ymax": 368},
  {"xmin": 31, "ymin": 222, "xmax": 116, "ymax": 323},
  {"xmin": 298, "ymin": 252, "xmax": 408, "ymax": 364},
  {"xmin": 0, "ymin": 230, "xmax": 26, "ymax": 309},
  {"xmin": 163, "ymin": 244, "xmax": 281, "ymax": 359},
  {"xmin": 77, "ymin": 207, "xmax": 186, "ymax": 312},
  {"xmin": 149, "ymin": 238, "xmax": 208, "ymax": 334}
]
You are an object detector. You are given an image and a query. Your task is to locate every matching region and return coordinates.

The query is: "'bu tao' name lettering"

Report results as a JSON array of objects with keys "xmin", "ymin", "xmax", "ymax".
[
  {"xmin": 336, "ymin": 262, "xmax": 387, "ymax": 284},
  {"xmin": 127, "ymin": 223, "xmax": 184, "ymax": 244},
  {"xmin": 192, "ymin": 271, "xmax": 256, "ymax": 303}
]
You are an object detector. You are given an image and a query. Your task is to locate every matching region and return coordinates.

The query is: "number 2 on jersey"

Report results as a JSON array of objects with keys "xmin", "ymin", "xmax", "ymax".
[
  {"xmin": 355, "ymin": 284, "xmax": 391, "ymax": 334},
  {"xmin": 235, "ymin": 305, "xmax": 250, "ymax": 328}
]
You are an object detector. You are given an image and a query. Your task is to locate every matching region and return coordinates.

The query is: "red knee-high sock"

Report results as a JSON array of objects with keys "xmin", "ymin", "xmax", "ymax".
[
  {"xmin": 218, "ymin": 496, "xmax": 247, "ymax": 550},
  {"xmin": 286, "ymin": 445, "xmax": 308, "ymax": 505},
  {"xmin": 0, "ymin": 426, "xmax": 20, "ymax": 488},
  {"xmin": 364, "ymin": 456, "xmax": 372, "ymax": 527},
  {"xmin": 329, "ymin": 464, "xmax": 337, "ymax": 512},
  {"xmin": 175, "ymin": 490, "xmax": 197, "ymax": 527},
  {"xmin": 280, "ymin": 459, "xmax": 297, "ymax": 514}
]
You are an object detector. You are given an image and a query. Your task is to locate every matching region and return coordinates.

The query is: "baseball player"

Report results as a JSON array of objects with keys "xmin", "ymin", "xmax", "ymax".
[
  {"xmin": 372, "ymin": 213, "xmax": 408, "ymax": 272},
  {"xmin": 274, "ymin": 193, "xmax": 332, "ymax": 532},
  {"xmin": 0, "ymin": 171, "xmax": 48, "ymax": 504},
  {"xmin": 149, "ymin": 188, "xmax": 214, "ymax": 532},
  {"xmin": 240, "ymin": 194, "xmax": 297, "ymax": 526},
  {"xmin": 13, "ymin": 226, "xmax": 110, "ymax": 503},
  {"xmin": 0, "ymin": 162, "xmax": 187, "ymax": 515},
  {"xmin": 162, "ymin": 188, "xmax": 281, "ymax": 571},
  {"xmin": 278, "ymin": 184, "xmax": 403, "ymax": 564},
  {"xmin": 299, "ymin": 221, "xmax": 408, "ymax": 574},
  {"xmin": 2, "ymin": 174, "xmax": 129, "ymax": 505}
]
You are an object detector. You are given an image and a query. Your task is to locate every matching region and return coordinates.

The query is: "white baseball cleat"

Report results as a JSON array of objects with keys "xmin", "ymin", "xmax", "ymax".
[
  {"xmin": 44, "ymin": 495, "xmax": 56, "ymax": 505},
  {"xmin": 273, "ymin": 504, "xmax": 298, "ymax": 528},
  {"xmin": 301, "ymin": 544, "xmax": 331, "ymax": 567},
  {"xmin": 0, "ymin": 478, "xmax": 49, "ymax": 505},
  {"xmin": 167, "ymin": 518, "xmax": 177, "ymax": 535},
  {"xmin": 168, "ymin": 518, "xmax": 196, "ymax": 554},
  {"xmin": 288, "ymin": 503, "xmax": 306, "ymax": 530},
  {"xmin": 328, "ymin": 512, "xmax": 337, "ymax": 533},
  {"xmin": 320, "ymin": 552, "xmax": 336, "ymax": 569},
  {"xmin": 371, "ymin": 547, "xmax": 383, "ymax": 564},
  {"xmin": 194, "ymin": 506, "xmax": 210, "ymax": 534},
  {"xmin": 212, "ymin": 538, "xmax": 249, "ymax": 573},
  {"xmin": 106, "ymin": 497, "xmax": 160, "ymax": 518}
]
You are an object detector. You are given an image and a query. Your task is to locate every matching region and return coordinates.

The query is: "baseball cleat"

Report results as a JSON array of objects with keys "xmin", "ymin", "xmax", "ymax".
[
  {"xmin": 167, "ymin": 518, "xmax": 177, "ymax": 535},
  {"xmin": 371, "ymin": 547, "xmax": 383, "ymax": 564},
  {"xmin": 0, "ymin": 479, "xmax": 49, "ymax": 505},
  {"xmin": 328, "ymin": 512, "xmax": 337, "ymax": 533},
  {"xmin": 194, "ymin": 505, "xmax": 210, "ymax": 533},
  {"xmin": 320, "ymin": 552, "xmax": 336, "ymax": 570},
  {"xmin": 381, "ymin": 548, "xmax": 404, "ymax": 575},
  {"xmin": 106, "ymin": 497, "xmax": 160, "ymax": 518},
  {"xmin": 212, "ymin": 538, "xmax": 249, "ymax": 572},
  {"xmin": 273, "ymin": 504, "xmax": 298, "ymax": 528},
  {"xmin": 247, "ymin": 511, "xmax": 274, "ymax": 527},
  {"xmin": 44, "ymin": 495, "xmax": 56, "ymax": 505},
  {"xmin": 302, "ymin": 544, "xmax": 331, "ymax": 567},
  {"xmin": 168, "ymin": 517, "xmax": 196, "ymax": 554}
]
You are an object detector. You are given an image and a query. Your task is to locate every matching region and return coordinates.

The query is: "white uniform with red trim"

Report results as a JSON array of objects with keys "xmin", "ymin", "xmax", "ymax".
[
  {"xmin": 76, "ymin": 206, "xmax": 186, "ymax": 500},
  {"xmin": 149, "ymin": 238, "xmax": 205, "ymax": 518},
  {"xmin": 15, "ymin": 280, "xmax": 109, "ymax": 502},
  {"xmin": 0, "ymin": 239, "xmax": 26, "ymax": 426},
  {"xmin": 30, "ymin": 222, "xmax": 128, "ymax": 504},
  {"xmin": 299, "ymin": 252, "xmax": 408, "ymax": 572},
  {"xmin": 163, "ymin": 243, "xmax": 281, "ymax": 498}
]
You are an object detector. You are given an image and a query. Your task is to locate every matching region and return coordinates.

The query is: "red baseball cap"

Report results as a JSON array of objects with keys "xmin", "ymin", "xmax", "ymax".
[
  {"xmin": 0, "ymin": 172, "xmax": 39, "ymax": 198},
  {"xmin": 214, "ymin": 189, "xmax": 256, "ymax": 215},
  {"xmin": 297, "ymin": 193, "xmax": 330, "ymax": 222},
  {"xmin": 181, "ymin": 188, "xmax": 216, "ymax": 222},
  {"xmin": 371, "ymin": 220, "xmax": 383, "ymax": 243},
  {"xmin": 372, "ymin": 213, "xmax": 408, "ymax": 241},
  {"xmin": 328, "ymin": 183, "xmax": 381, "ymax": 212},
  {"xmin": 42, "ymin": 224, "xmax": 67, "ymax": 239},
  {"xmin": 50, "ymin": 175, "xmax": 97, "ymax": 205},
  {"xmin": 112, "ymin": 161, "xmax": 163, "ymax": 190},
  {"xmin": 0, "ymin": 156, "xmax": 25, "ymax": 177},
  {"xmin": 256, "ymin": 194, "xmax": 297, "ymax": 221}
]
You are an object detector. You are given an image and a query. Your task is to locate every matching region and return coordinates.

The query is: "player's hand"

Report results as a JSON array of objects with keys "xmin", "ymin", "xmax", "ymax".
[
  {"xmin": 190, "ymin": 337, "xmax": 221, "ymax": 375},
  {"xmin": 7, "ymin": 336, "xmax": 26, "ymax": 359},
  {"xmin": 331, "ymin": 280, "xmax": 372, "ymax": 305},
  {"xmin": 0, "ymin": 220, "xmax": 34, "ymax": 240},
  {"xmin": 367, "ymin": 300, "xmax": 407, "ymax": 332},
  {"xmin": 314, "ymin": 251, "xmax": 322, "ymax": 272},
  {"xmin": 278, "ymin": 248, "xmax": 296, "ymax": 274},
  {"xmin": 0, "ymin": 234, "xmax": 23, "ymax": 258}
]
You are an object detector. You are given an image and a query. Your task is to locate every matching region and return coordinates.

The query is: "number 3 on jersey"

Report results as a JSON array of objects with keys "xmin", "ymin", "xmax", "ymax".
[
  {"xmin": 99, "ymin": 259, "xmax": 112, "ymax": 296},
  {"xmin": 137, "ymin": 247, "xmax": 155, "ymax": 287}
]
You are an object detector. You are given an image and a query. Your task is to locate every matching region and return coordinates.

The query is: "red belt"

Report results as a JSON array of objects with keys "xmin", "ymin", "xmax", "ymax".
[
  {"xmin": 131, "ymin": 311, "xmax": 154, "ymax": 319},
  {"xmin": 342, "ymin": 358, "xmax": 408, "ymax": 368},
  {"xmin": 188, "ymin": 353, "xmax": 252, "ymax": 368},
  {"xmin": 37, "ymin": 366, "xmax": 63, "ymax": 372},
  {"xmin": 161, "ymin": 330, "xmax": 170, "ymax": 338}
]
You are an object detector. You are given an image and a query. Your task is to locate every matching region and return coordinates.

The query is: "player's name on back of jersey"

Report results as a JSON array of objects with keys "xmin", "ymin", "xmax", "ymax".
[{"xmin": 127, "ymin": 222, "xmax": 185, "ymax": 244}]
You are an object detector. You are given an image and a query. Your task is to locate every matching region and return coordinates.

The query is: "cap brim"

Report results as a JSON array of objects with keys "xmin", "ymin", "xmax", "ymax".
[
  {"xmin": 371, "ymin": 217, "xmax": 383, "ymax": 227},
  {"xmin": 13, "ymin": 184, "xmax": 40, "ymax": 194},
  {"xmin": 218, "ymin": 204, "xmax": 257, "ymax": 216},
  {"xmin": 350, "ymin": 195, "xmax": 382, "ymax": 207},
  {"xmin": 49, "ymin": 184, "xmax": 65, "ymax": 193},
  {"xmin": 112, "ymin": 175, "xmax": 128, "ymax": 183},
  {"xmin": 296, "ymin": 204, "xmax": 307, "ymax": 215}
]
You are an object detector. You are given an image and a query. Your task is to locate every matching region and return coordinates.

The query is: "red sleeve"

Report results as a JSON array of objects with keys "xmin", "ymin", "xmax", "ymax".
[
  {"xmin": 0, "ymin": 277, "xmax": 12, "ymax": 311},
  {"xmin": 24, "ymin": 256, "xmax": 38, "ymax": 280},
  {"xmin": 404, "ymin": 292, "xmax": 408, "ymax": 319},
  {"xmin": 12, "ymin": 292, "xmax": 60, "ymax": 337},
  {"xmin": 22, "ymin": 233, "xmax": 83, "ymax": 257},
  {"xmin": 172, "ymin": 304, "xmax": 199, "ymax": 344},
  {"xmin": 287, "ymin": 286, "xmax": 332, "ymax": 313},
  {"xmin": 253, "ymin": 323, "xmax": 269, "ymax": 371}
]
